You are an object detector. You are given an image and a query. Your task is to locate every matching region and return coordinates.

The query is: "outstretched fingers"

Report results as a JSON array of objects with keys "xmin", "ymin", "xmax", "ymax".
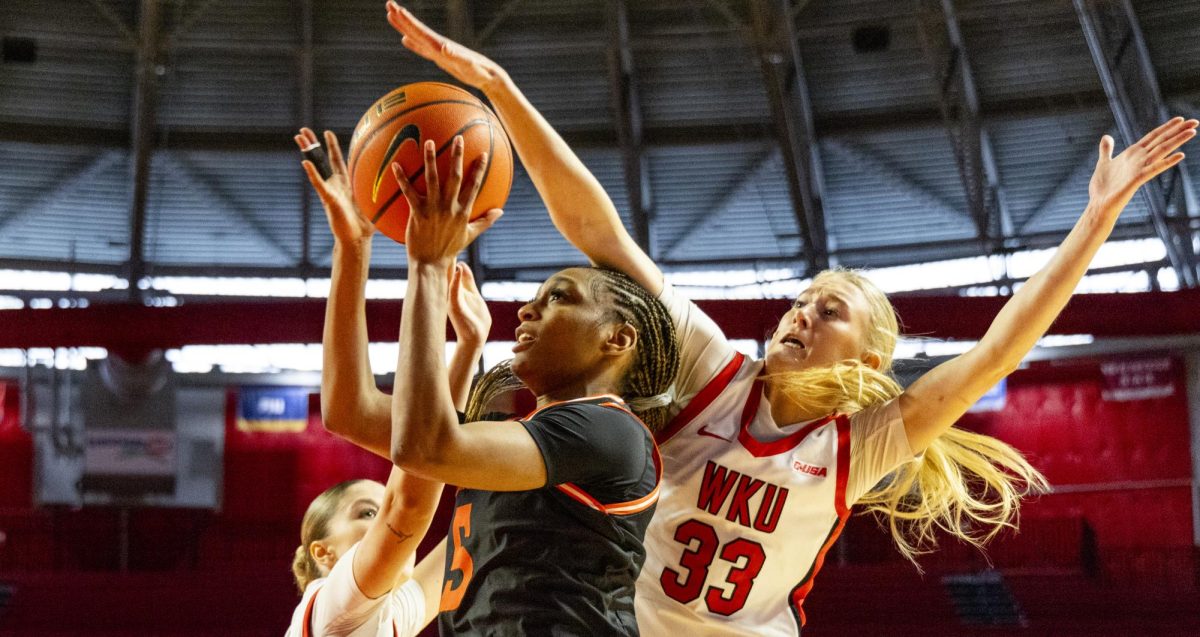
[
  {"xmin": 323, "ymin": 130, "xmax": 349, "ymax": 176},
  {"xmin": 392, "ymin": 161, "xmax": 423, "ymax": 212},
  {"xmin": 386, "ymin": 2, "xmax": 442, "ymax": 57},
  {"xmin": 1139, "ymin": 116, "xmax": 1188, "ymax": 151},
  {"xmin": 422, "ymin": 139, "xmax": 441, "ymax": 209},
  {"xmin": 1149, "ymin": 123, "xmax": 1197, "ymax": 160},
  {"xmin": 458, "ymin": 154, "xmax": 488, "ymax": 213},
  {"xmin": 443, "ymin": 136, "xmax": 466, "ymax": 210}
]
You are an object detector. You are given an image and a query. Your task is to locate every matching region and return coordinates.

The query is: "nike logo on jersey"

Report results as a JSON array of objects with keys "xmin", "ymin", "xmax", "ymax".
[
  {"xmin": 695, "ymin": 460, "xmax": 789, "ymax": 533},
  {"xmin": 696, "ymin": 424, "xmax": 732, "ymax": 442}
]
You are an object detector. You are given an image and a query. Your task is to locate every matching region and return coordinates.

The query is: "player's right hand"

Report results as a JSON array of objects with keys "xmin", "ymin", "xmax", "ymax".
[
  {"xmin": 295, "ymin": 128, "xmax": 376, "ymax": 244},
  {"xmin": 385, "ymin": 2, "xmax": 509, "ymax": 93}
]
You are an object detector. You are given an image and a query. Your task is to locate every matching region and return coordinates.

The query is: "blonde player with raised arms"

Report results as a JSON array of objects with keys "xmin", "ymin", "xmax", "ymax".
[{"xmin": 385, "ymin": 3, "xmax": 1197, "ymax": 634}]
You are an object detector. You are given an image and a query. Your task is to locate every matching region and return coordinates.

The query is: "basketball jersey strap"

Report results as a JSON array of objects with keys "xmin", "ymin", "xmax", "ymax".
[
  {"xmin": 655, "ymin": 352, "xmax": 746, "ymax": 445},
  {"xmin": 302, "ymin": 585, "xmax": 323, "ymax": 637}
]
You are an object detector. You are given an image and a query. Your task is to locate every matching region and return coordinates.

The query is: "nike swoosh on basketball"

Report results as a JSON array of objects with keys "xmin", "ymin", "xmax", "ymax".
[{"xmin": 697, "ymin": 424, "xmax": 732, "ymax": 442}]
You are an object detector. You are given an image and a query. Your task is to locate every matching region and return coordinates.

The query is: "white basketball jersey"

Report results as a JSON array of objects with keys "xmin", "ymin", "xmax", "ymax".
[{"xmin": 635, "ymin": 352, "xmax": 852, "ymax": 636}]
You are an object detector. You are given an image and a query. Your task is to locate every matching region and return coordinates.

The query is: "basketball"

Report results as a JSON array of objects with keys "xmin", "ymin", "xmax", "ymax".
[{"xmin": 346, "ymin": 82, "xmax": 513, "ymax": 244}]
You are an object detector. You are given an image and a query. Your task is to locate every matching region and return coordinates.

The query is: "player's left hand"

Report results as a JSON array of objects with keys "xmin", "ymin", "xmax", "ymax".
[
  {"xmin": 394, "ymin": 135, "xmax": 502, "ymax": 266},
  {"xmin": 448, "ymin": 262, "xmax": 490, "ymax": 347},
  {"xmin": 1088, "ymin": 117, "xmax": 1197, "ymax": 217}
]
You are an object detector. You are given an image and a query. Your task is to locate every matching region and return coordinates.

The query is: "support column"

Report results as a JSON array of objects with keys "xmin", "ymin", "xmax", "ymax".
[
  {"xmin": 916, "ymin": 0, "xmax": 1013, "ymax": 251},
  {"xmin": 126, "ymin": 0, "xmax": 163, "ymax": 302},
  {"xmin": 1075, "ymin": 0, "xmax": 1199, "ymax": 288},
  {"xmin": 606, "ymin": 0, "xmax": 653, "ymax": 254},
  {"xmin": 747, "ymin": 0, "xmax": 830, "ymax": 274}
]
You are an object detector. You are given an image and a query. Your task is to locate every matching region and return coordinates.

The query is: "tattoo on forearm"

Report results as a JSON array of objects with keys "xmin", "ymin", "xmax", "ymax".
[{"xmin": 385, "ymin": 521, "xmax": 413, "ymax": 542}]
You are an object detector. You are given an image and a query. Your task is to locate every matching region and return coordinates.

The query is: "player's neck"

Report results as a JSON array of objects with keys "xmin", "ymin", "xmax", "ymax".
[
  {"xmin": 534, "ymin": 377, "xmax": 622, "ymax": 408},
  {"xmin": 763, "ymin": 382, "xmax": 827, "ymax": 427}
]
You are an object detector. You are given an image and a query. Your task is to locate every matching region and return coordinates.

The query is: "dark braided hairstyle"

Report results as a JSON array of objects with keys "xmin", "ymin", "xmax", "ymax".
[
  {"xmin": 588, "ymin": 268, "xmax": 679, "ymax": 431},
  {"xmin": 464, "ymin": 268, "xmax": 680, "ymax": 432}
]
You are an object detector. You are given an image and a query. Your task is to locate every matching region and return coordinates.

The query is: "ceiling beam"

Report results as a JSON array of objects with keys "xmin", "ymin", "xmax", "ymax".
[
  {"xmin": 606, "ymin": 0, "xmax": 654, "ymax": 255},
  {"xmin": 916, "ymin": 0, "xmax": 1013, "ymax": 252},
  {"xmin": 748, "ymin": 0, "xmax": 830, "ymax": 273},
  {"xmin": 125, "ymin": 0, "xmax": 164, "ymax": 301},
  {"xmin": 1075, "ymin": 0, "xmax": 1200, "ymax": 287}
]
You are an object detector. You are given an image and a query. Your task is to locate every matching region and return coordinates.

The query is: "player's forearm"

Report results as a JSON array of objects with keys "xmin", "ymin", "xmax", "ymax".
[
  {"xmin": 353, "ymin": 466, "xmax": 442, "ymax": 599},
  {"xmin": 447, "ymin": 337, "xmax": 484, "ymax": 412},
  {"xmin": 975, "ymin": 201, "xmax": 1115, "ymax": 372},
  {"xmin": 391, "ymin": 262, "xmax": 460, "ymax": 470},
  {"xmin": 481, "ymin": 75, "xmax": 632, "ymax": 261},
  {"xmin": 902, "ymin": 201, "xmax": 1119, "ymax": 450},
  {"xmin": 322, "ymin": 239, "xmax": 392, "ymax": 457}
]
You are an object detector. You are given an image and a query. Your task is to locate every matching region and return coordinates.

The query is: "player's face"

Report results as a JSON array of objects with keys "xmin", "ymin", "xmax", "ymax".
[
  {"xmin": 321, "ymin": 480, "xmax": 385, "ymax": 565},
  {"xmin": 765, "ymin": 279, "xmax": 874, "ymax": 375},
  {"xmin": 512, "ymin": 268, "xmax": 621, "ymax": 396}
]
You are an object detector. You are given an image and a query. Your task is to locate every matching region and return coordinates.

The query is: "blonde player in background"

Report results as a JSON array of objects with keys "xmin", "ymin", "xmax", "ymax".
[{"xmin": 384, "ymin": 4, "xmax": 1196, "ymax": 633}]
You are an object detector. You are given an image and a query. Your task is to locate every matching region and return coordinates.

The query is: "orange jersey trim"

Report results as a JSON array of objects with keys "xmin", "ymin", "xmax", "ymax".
[{"xmin": 551, "ymin": 400, "xmax": 663, "ymax": 516}]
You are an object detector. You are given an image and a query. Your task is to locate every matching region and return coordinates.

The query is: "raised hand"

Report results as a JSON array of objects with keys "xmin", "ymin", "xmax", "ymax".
[
  {"xmin": 393, "ymin": 135, "xmax": 502, "ymax": 265},
  {"xmin": 385, "ymin": 2, "xmax": 507, "ymax": 92},
  {"xmin": 294, "ymin": 128, "xmax": 375, "ymax": 244},
  {"xmin": 448, "ymin": 262, "xmax": 491, "ymax": 348},
  {"xmin": 1089, "ymin": 117, "xmax": 1197, "ymax": 217}
]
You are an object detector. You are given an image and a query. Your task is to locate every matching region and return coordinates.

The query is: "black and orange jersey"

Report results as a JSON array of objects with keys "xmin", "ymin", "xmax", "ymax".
[{"xmin": 438, "ymin": 395, "xmax": 661, "ymax": 636}]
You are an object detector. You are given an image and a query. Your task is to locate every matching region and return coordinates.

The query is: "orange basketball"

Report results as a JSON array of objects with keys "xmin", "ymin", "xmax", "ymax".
[{"xmin": 347, "ymin": 82, "xmax": 513, "ymax": 244}]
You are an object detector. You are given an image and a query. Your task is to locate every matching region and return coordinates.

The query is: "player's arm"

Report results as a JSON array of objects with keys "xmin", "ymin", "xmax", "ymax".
[
  {"xmin": 299, "ymin": 128, "xmax": 487, "ymax": 458},
  {"xmin": 387, "ymin": 137, "xmax": 539, "ymax": 491},
  {"xmin": 297, "ymin": 127, "xmax": 393, "ymax": 458},
  {"xmin": 445, "ymin": 262, "xmax": 490, "ymax": 412},
  {"xmin": 351, "ymin": 466, "xmax": 442, "ymax": 599},
  {"xmin": 899, "ymin": 118, "xmax": 1196, "ymax": 452},
  {"xmin": 413, "ymin": 539, "xmax": 448, "ymax": 629},
  {"xmin": 385, "ymin": 2, "xmax": 664, "ymax": 295}
]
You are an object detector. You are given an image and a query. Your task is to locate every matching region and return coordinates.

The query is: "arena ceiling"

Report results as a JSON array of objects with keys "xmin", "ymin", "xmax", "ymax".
[{"xmin": 2, "ymin": 0, "xmax": 1199, "ymax": 299}]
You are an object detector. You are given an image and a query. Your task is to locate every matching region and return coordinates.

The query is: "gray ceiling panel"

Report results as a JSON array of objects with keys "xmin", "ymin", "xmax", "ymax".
[
  {"xmin": 145, "ymin": 150, "xmax": 303, "ymax": 267},
  {"xmin": 2, "ymin": 0, "xmax": 1191, "ymax": 287},
  {"xmin": 159, "ymin": 50, "xmax": 297, "ymax": 130},
  {"xmin": 0, "ymin": 44, "xmax": 132, "ymax": 127},
  {"xmin": 0, "ymin": 143, "xmax": 130, "ymax": 264}
]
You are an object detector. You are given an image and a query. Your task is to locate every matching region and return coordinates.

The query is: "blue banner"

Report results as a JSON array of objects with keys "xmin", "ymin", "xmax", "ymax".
[{"xmin": 237, "ymin": 386, "xmax": 310, "ymax": 433}]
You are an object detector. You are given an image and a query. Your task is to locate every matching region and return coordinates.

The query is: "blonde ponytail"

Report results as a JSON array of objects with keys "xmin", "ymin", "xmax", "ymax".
[
  {"xmin": 770, "ymin": 269, "xmax": 1048, "ymax": 566},
  {"xmin": 292, "ymin": 479, "xmax": 365, "ymax": 594},
  {"xmin": 292, "ymin": 544, "xmax": 321, "ymax": 594}
]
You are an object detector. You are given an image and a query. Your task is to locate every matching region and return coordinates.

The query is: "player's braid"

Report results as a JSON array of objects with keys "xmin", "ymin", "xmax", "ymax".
[
  {"xmin": 464, "ymin": 359, "xmax": 525, "ymax": 423},
  {"xmin": 591, "ymin": 269, "xmax": 680, "ymax": 433}
]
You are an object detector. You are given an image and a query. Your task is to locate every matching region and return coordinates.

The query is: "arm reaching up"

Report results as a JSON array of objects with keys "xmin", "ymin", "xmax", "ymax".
[
  {"xmin": 297, "ymin": 127, "xmax": 392, "ymax": 458},
  {"xmin": 899, "ymin": 117, "xmax": 1197, "ymax": 452},
  {"xmin": 299, "ymin": 128, "xmax": 489, "ymax": 458},
  {"xmin": 385, "ymin": 2, "xmax": 664, "ymax": 294}
]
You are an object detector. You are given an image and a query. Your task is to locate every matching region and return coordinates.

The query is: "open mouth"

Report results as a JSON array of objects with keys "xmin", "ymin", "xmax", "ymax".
[
  {"xmin": 512, "ymin": 329, "xmax": 536, "ymax": 353},
  {"xmin": 781, "ymin": 336, "xmax": 805, "ymax": 349}
]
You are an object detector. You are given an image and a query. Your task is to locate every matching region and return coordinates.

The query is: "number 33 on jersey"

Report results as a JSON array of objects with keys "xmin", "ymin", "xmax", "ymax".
[{"xmin": 636, "ymin": 355, "xmax": 855, "ymax": 637}]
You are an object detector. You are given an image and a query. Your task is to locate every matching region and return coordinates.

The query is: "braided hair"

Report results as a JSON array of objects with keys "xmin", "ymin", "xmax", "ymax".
[{"xmin": 465, "ymin": 268, "xmax": 679, "ymax": 432}]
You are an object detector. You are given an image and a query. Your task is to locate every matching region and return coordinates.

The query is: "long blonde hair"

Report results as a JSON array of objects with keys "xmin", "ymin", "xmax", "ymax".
[{"xmin": 763, "ymin": 269, "xmax": 1048, "ymax": 565}]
